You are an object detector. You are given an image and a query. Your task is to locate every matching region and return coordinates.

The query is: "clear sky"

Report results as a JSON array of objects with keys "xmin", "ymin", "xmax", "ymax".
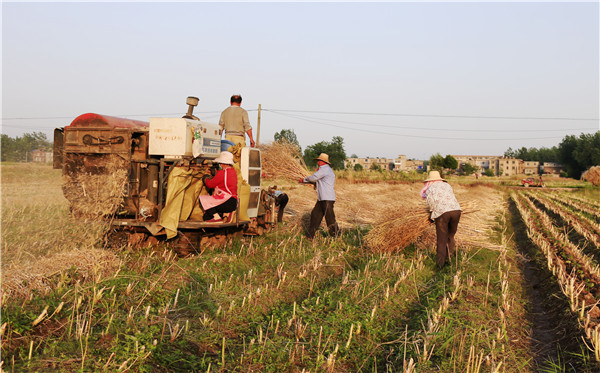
[{"xmin": 2, "ymin": 1, "xmax": 599, "ymax": 160}]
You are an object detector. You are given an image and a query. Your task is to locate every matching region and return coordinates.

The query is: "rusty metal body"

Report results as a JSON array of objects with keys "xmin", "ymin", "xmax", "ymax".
[{"xmin": 54, "ymin": 105, "xmax": 275, "ymax": 254}]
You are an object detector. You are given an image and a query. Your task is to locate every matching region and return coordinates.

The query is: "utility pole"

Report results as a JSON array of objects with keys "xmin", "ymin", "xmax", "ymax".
[{"xmin": 256, "ymin": 104, "xmax": 261, "ymax": 146}]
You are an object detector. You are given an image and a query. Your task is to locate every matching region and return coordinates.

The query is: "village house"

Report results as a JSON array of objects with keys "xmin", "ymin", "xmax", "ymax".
[
  {"xmin": 522, "ymin": 161, "xmax": 540, "ymax": 175},
  {"xmin": 345, "ymin": 155, "xmax": 422, "ymax": 172},
  {"xmin": 30, "ymin": 149, "xmax": 53, "ymax": 163},
  {"xmin": 541, "ymin": 162, "xmax": 565, "ymax": 176},
  {"xmin": 346, "ymin": 154, "xmax": 564, "ymax": 177}
]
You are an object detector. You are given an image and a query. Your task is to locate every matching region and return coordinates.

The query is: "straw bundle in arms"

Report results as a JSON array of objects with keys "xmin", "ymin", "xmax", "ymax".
[
  {"xmin": 260, "ymin": 141, "xmax": 311, "ymax": 180},
  {"xmin": 365, "ymin": 206, "xmax": 432, "ymax": 254},
  {"xmin": 365, "ymin": 201, "xmax": 476, "ymax": 254}
]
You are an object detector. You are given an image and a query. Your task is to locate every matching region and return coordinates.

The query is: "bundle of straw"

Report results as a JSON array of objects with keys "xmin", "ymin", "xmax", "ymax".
[
  {"xmin": 365, "ymin": 206, "xmax": 433, "ymax": 254},
  {"xmin": 582, "ymin": 166, "xmax": 600, "ymax": 186},
  {"xmin": 260, "ymin": 141, "xmax": 311, "ymax": 180},
  {"xmin": 365, "ymin": 202, "xmax": 476, "ymax": 254}
]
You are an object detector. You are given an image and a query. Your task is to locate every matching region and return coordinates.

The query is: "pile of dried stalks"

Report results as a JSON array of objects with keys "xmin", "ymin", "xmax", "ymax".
[
  {"xmin": 364, "ymin": 205, "xmax": 433, "ymax": 253},
  {"xmin": 62, "ymin": 154, "xmax": 128, "ymax": 218},
  {"xmin": 365, "ymin": 199, "xmax": 481, "ymax": 254},
  {"xmin": 582, "ymin": 166, "xmax": 600, "ymax": 186},
  {"xmin": 260, "ymin": 141, "xmax": 310, "ymax": 181}
]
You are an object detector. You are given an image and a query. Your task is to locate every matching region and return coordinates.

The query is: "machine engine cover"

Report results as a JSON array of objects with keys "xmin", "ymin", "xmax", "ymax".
[{"xmin": 149, "ymin": 118, "xmax": 221, "ymax": 158}]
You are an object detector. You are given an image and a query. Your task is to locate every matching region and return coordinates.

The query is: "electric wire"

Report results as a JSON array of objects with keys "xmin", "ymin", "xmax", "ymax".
[
  {"xmin": 262, "ymin": 108, "xmax": 599, "ymax": 121},
  {"xmin": 265, "ymin": 109, "xmax": 598, "ymax": 133},
  {"xmin": 266, "ymin": 110, "xmax": 596, "ymax": 141}
]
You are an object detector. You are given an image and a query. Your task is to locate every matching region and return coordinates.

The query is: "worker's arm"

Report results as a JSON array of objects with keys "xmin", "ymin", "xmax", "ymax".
[
  {"xmin": 246, "ymin": 129, "xmax": 255, "ymax": 147},
  {"xmin": 204, "ymin": 169, "xmax": 225, "ymax": 189}
]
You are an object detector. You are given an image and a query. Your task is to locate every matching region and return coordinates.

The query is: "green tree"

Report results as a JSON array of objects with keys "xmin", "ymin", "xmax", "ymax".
[
  {"xmin": 370, "ymin": 163, "xmax": 382, "ymax": 172},
  {"xmin": 303, "ymin": 136, "xmax": 346, "ymax": 170},
  {"xmin": 443, "ymin": 155, "xmax": 458, "ymax": 170},
  {"xmin": 353, "ymin": 163, "xmax": 363, "ymax": 171},
  {"xmin": 484, "ymin": 168, "xmax": 495, "ymax": 177},
  {"xmin": 1, "ymin": 132, "xmax": 51, "ymax": 162},
  {"xmin": 560, "ymin": 132, "xmax": 600, "ymax": 178},
  {"xmin": 461, "ymin": 163, "xmax": 479, "ymax": 176},
  {"xmin": 274, "ymin": 129, "xmax": 299, "ymax": 147},
  {"xmin": 429, "ymin": 153, "xmax": 444, "ymax": 173},
  {"xmin": 504, "ymin": 145, "xmax": 559, "ymax": 162}
]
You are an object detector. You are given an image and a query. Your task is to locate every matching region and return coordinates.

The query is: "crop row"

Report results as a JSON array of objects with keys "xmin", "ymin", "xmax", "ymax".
[
  {"xmin": 544, "ymin": 193, "xmax": 600, "ymax": 227},
  {"xmin": 526, "ymin": 192, "xmax": 600, "ymax": 250},
  {"xmin": 511, "ymin": 191, "xmax": 600, "ymax": 361}
]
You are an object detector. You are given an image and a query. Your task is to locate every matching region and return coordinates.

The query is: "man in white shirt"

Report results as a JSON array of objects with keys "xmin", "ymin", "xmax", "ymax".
[{"xmin": 300, "ymin": 153, "xmax": 340, "ymax": 239}]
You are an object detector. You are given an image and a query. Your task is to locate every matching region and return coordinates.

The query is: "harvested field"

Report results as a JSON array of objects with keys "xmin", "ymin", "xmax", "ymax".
[{"xmin": 2, "ymin": 163, "xmax": 599, "ymax": 372}]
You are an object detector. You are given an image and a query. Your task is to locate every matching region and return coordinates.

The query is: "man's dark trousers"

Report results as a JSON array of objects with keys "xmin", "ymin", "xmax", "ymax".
[{"xmin": 307, "ymin": 200, "xmax": 339, "ymax": 239}]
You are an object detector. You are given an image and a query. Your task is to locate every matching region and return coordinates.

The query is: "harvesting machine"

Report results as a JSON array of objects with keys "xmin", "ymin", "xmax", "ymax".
[{"xmin": 53, "ymin": 96, "xmax": 275, "ymax": 255}]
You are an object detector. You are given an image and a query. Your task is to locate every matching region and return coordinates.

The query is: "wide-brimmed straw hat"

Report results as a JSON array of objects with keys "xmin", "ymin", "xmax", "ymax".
[
  {"xmin": 213, "ymin": 151, "xmax": 235, "ymax": 165},
  {"xmin": 424, "ymin": 170, "xmax": 445, "ymax": 182},
  {"xmin": 314, "ymin": 153, "xmax": 331, "ymax": 165}
]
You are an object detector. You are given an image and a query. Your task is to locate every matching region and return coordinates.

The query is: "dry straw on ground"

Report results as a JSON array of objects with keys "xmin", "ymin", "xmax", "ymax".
[
  {"xmin": 582, "ymin": 166, "xmax": 600, "ymax": 186},
  {"xmin": 260, "ymin": 141, "xmax": 310, "ymax": 181}
]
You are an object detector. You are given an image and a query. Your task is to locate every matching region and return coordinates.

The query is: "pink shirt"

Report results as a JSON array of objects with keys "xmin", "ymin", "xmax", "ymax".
[{"xmin": 423, "ymin": 181, "xmax": 461, "ymax": 219}]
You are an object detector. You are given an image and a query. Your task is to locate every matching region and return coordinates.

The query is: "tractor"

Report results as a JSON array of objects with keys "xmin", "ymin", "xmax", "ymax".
[
  {"xmin": 53, "ymin": 96, "xmax": 275, "ymax": 255},
  {"xmin": 521, "ymin": 176, "xmax": 546, "ymax": 188}
]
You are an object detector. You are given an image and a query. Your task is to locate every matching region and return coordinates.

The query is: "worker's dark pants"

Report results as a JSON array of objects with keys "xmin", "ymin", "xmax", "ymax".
[
  {"xmin": 203, "ymin": 197, "xmax": 237, "ymax": 221},
  {"xmin": 275, "ymin": 193, "xmax": 289, "ymax": 223},
  {"xmin": 434, "ymin": 210, "xmax": 461, "ymax": 268},
  {"xmin": 307, "ymin": 200, "xmax": 339, "ymax": 239}
]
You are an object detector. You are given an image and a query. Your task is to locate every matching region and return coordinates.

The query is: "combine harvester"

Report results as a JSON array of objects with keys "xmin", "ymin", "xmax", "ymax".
[{"xmin": 53, "ymin": 96, "xmax": 275, "ymax": 255}]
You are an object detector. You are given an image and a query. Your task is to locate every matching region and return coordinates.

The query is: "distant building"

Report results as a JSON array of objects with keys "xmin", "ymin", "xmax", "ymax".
[
  {"xmin": 522, "ymin": 161, "xmax": 540, "ymax": 175},
  {"xmin": 452, "ymin": 155, "xmax": 500, "ymax": 174},
  {"xmin": 405, "ymin": 159, "xmax": 424, "ymax": 171},
  {"xmin": 30, "ymin": 149, "xmax": 53, "ymax": 163},
  {"xmin": 541, "ymin": 162, "xmax": 565, "ymax": 176},
  {"xmin": 490, "ymin": 157, "xmax": 521, "ymax": 176},
  {"xmin": 345, "ymin": 155, "xmax": 416, "ymax": 172},
  {"xmin": 347, "ymin": 154, "xmax": 564, "ymax": 176}
]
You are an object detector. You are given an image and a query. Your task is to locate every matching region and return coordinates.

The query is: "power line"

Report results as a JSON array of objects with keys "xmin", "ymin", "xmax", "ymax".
[
  {"xmin": 267, "ymin": 110, "xmax": 598, "ymax": 133},
  {"xmin": 267, "ymin": 110, "xmax": 596, "ymax": 141},
  {"xmin": 263, "ymin": 108, "xmax": 599, "ymax": 121}
]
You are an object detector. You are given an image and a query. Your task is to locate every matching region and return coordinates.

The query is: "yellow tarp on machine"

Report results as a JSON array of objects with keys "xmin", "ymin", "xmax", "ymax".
[{"xmin": 159, "ymin": 153, "xmax": 251, "ymax": 239}]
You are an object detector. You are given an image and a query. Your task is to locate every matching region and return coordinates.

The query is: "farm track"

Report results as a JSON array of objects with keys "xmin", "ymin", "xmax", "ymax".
[{"xmin": 508, "ymin": 196, "xmax": 594, "ymax": 370}]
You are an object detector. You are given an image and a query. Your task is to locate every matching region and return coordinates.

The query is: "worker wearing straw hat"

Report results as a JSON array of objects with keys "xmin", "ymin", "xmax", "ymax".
[
  {"xmin": 420, "ymin": 170, "xmax": 461, "ymax": 268},
  {"xmin": 199, "ymin": 151, "xmax": 238, "ymax": 222},
  {"xmin": 299, "ymin": 153, "xmax": 340, "ymax": 239}
]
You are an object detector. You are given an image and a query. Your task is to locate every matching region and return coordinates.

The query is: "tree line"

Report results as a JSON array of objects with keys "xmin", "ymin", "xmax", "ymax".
[
  {"xmin": 274, "ymin": 129, "xmax": 348, "ymax": 170},
  {"xmin": 504, "ymin": 132, "xmax": 599, "ymax": 178},
  {"xmin": 1, "ymin": 132, "xmax": 52, "ymax": 162},
  {"xmin": 274, "ymin": 129, "xmax": 599, "ymax": 179}
]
